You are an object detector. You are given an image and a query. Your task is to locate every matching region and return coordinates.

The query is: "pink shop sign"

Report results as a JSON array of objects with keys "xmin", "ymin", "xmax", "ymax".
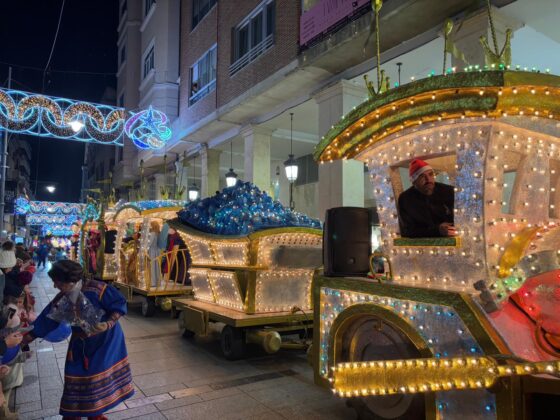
[{"xmin": 300, "ymin": 0, "xmax": 370, "ymax": 46}]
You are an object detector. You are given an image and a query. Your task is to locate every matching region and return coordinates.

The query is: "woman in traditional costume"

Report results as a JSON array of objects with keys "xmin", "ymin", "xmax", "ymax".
[{"xmin": 24, "ymin": 260, "xmax": 134, "ymax": 419}]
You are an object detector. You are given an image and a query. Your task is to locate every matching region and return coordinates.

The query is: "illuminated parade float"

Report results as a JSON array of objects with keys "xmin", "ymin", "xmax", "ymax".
[
  {"xmin": 171, "ymin": 181, "xmax": 323, "ymax": 359},
  {"xmin": 112, "ymin": 199, "xmax": 191, "ymax": 317},
  {"xmin": 311, "ymin": 64, "xmax": 560, "ymax": 420}
]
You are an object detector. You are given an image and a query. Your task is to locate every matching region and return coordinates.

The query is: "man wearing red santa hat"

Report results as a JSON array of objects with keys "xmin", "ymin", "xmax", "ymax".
[{"xmin": 397, "ymin": 158, "xmax": 456, "ymax": 238}]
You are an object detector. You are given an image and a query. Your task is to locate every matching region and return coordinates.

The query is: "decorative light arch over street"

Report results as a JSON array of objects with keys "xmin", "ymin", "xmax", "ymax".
[{"xmin": 0, "ymin": 88, "xmax": 172, "ymax": 150}]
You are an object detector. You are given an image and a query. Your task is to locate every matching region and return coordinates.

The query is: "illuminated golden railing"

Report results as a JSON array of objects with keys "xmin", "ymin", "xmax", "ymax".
[
  {"xmin": 332, "ymin": 356, "xmax": 560, "ymax": 397},
  {"xmin": 141, "ymin": 247, "xmax": 191, "ymax": 291}
]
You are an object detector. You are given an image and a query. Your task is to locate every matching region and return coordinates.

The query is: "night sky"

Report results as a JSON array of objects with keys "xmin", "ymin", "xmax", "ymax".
[{"xmin": 0, "ymin": 0, "xmax": 118, "ymax": 203}]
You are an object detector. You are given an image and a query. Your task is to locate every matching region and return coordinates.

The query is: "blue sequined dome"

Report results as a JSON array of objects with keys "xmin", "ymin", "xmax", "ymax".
[{"xmin": 177, "ymin": 181, "xmax": 321, "ymax": 235}]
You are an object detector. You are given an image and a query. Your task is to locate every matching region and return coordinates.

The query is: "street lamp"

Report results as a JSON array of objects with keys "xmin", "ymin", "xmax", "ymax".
[
  {"xmin": 188, "ymin": 156, "xmax": 199, "ymax": 201},
  {"xmin": 284, "ymin": 113, "xmax": 298, "ymax": 209},
  {"xmin": 225, "ymin": 140, "xmax": 238, "ymax": 187},
  {"xmin": 46, "ymin": 185, "xmax": 56, "ymax": 193}
]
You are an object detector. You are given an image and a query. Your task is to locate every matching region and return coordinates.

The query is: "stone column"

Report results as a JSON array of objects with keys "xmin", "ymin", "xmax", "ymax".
[
  {"xmin": 200, "ymin": 145, "xmax": 221, "ymax": 199},
  {"xmin": 241, "ymin": 126, "xmax": 272, "ymax": 194},
  {"xmin": 314, "ymin": 80, "xmax": 367, "ymax": 220},
  {"xmin": 450, "ymin": 6, "xmax": 522, "ymax": 69}
]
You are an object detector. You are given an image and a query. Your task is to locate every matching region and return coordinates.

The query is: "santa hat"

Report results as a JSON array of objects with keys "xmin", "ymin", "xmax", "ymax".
[
  {"xmin": 409, "ymin": 159, "xmax": 433, "ymax": 183},
  {"xmin": 0, "ymin": 250, "xmax": 16, "ymax": 269}
]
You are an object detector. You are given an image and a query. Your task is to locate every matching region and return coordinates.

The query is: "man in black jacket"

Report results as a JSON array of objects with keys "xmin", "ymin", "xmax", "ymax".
[{"xmin": 397, "ymin": 158, "xmax": 456, "ymax": 238}]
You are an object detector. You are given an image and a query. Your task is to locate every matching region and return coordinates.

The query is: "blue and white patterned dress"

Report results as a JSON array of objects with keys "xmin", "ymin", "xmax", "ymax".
[{"xmin": 31, "ymin": 279, "xmax": 134, "ymax": 416}]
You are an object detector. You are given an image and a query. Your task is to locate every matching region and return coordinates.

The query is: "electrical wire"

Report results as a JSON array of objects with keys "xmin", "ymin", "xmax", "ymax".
[
  {"xmin": 0, "ymin": 60, "xmax": 115, "ymax": 76},
  {"xmin": 42, "ymin": 0, "xmax": 66, "ymax": 91}
]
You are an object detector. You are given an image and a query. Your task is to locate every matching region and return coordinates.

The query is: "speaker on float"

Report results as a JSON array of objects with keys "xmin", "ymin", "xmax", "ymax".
[{"xmin": 323, "ymin": 207, "xmax": 371, "ymax": 277}]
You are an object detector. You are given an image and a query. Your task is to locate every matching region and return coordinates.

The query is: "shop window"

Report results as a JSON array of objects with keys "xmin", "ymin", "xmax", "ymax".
[
  {"xmin": 230, "ymin": 0, "xmax": 275, "ymax": 76},
  {"xmin": 192, "ymin": 0, "xmax": 217, "ymax": 29},
  {"xmin": 189, "ymin": 45, "xmax": 216, "ymax": 106}
]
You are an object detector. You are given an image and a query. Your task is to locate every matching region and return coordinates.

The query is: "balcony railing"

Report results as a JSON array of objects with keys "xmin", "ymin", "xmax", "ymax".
[{"xmin": 229, "ymin": 34, "xmax": 274, "ymax": 76}]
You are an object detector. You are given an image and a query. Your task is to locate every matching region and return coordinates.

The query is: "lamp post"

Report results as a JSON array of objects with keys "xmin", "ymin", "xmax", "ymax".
[
  {"xmin": 0, "ymin": 67, "xmax": 11, "ymax": 233},
  {"xmin": 188, "ymin": 156, "xmax": 199, "ymax": 201},
  {"xmin": 284, "ymin": 112, "xmax": 298, "ymax": 209},
  {"xmin": 225, "ymin": 140, "xmax": 238, "ymax": 187}
]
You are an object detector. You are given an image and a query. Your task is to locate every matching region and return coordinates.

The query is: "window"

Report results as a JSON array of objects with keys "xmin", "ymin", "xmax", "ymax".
[
  {"xmin": 120, "ymin": 1, "xmax": 127, "ymax": 18},
  {"xmin": 189, "ymin": 45, "xmax": 217, "ymax": 106},
  {"xmin": 117, "ymin": 147, "xmax": 123, "ymax": 163},
  {"xmin": 192, "ymin": 0, "xmax": 217, "ymax": 29},
  {"xmin": 294, "ymin": 154, "xmax": 318, "ymax": 186},
  {"xmin": 144, "ymin": 0, "xmax": 156, "ymax": 17},
  {"xmin": 499, "ymin": 151, "xmax": 523, "ymax": 214},
  {"xmin": 230, "ymin": 0, "xmax": 275, "ymax": 75},
  {"xmin": 119, "ymin": 45, "xmax": 126, "ymax": 67},
  {"xmin": 143, "ymin": 45, "xmax": 155, "ymax": 79}
]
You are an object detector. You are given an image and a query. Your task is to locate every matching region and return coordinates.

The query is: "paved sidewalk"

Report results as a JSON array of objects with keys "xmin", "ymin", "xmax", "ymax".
[{"xmin": 14, "ymin": 266, "xmax": 355, "ymax": 419}]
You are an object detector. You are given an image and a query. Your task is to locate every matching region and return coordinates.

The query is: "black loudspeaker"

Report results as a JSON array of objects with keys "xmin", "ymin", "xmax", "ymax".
[{"xmin": 323, "ymin": 207, "xmax": 371, "ymax": 277}]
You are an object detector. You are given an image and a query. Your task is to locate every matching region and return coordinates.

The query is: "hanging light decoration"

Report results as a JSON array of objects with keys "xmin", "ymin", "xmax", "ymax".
[
  {"xmin": 188, "ymin": 155, "xmax": 200, "ymax": 201},
  {"xmin": 225, "ymin": 140, "xmax": 238, "ymax": 187},
  {"xmin": 284, "ymin": 113, "xmax": 298, "ymax": 183}
]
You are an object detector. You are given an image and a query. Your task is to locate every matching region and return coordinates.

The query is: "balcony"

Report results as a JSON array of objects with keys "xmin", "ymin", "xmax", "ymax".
[
  {"xmin": 299, "ymin": 0, "xmax": 502, "ymax": 75},
  {"xmin": 229, "ymin": 34, "xmax": 274, "ymax": 76}
]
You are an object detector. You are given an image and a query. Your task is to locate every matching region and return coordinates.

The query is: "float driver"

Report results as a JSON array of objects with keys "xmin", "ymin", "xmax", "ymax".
[{"xmin": 397, "ymin": 158, "xmax": 456, "ymax": 238}]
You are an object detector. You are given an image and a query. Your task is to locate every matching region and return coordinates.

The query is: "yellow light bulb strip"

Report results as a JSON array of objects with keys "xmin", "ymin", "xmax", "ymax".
[{"xmin": 332, "ymin": 357, "xmax": 560, "ymax": 397}]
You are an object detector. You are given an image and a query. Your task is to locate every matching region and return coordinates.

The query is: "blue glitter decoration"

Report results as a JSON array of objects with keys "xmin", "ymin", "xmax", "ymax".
[
  {"xmin": 177, "ymin": 181, "xmax": 322, "ymax": 235},
  {"xmin": 114, "ymin": 200, "xmax": 187, "ymax": 214}
]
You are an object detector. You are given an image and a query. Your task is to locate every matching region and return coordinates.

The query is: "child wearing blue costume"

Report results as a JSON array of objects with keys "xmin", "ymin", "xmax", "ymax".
[{"xmin": 23, "ymin": 260, "xmax": 133, "ymax": 420}]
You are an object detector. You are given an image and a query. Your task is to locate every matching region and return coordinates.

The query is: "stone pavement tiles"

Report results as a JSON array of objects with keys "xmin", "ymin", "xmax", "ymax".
[{"xmin": 14, "ymin": 265, "xmax": 355, "ymax": 419}]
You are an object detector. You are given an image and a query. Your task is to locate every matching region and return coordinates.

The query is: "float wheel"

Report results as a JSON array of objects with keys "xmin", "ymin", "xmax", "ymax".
[
  {"xmin": 220, "ymin": 325, "xmax": 246, "ymax": 360},
  {"xmin": 141, "ymin": 297, "xmax": 156, "ymax": 317},
  {"xmin": 341, "ymin": 315, "xmax": 425, "ymax": 420}
]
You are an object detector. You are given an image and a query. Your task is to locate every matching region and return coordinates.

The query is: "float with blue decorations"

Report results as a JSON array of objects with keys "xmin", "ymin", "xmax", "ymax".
[
  {"xmin": 112, "ymin": 199, "xmax": 191, "ymax": 316},
  {"xmin": 170, "ymin": 181, "xmax": 323, "ymax": 359},
  {"xmin": 311, "ymin": 67, "xmax": 560, "ymax": 419}
]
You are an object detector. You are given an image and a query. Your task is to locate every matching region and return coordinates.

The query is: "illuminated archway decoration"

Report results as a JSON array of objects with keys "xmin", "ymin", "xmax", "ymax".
[
  {"xmin": 15, "ymin": 197, "xmax": 84, "ymax": 216},
  {"xmin": 15, "ymin": 197, "xmax": 85, "ymax": 236},
  {"xmin": 124, "ymin": 106, "xmax": 172, "ymax": 150},
  {"xmin": 41, "ymin": 224, "xmax": 74, "ymax": 237},
  {"xmin": 0, "ymin": 88, "xmax": 172, "ymax": 149}
]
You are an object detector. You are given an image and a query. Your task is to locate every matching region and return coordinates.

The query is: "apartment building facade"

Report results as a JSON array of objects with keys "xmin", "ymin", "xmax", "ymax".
[
  {"xmin": 107, "ymin": 0, "xmax": 543, "ymax": 220},
  {"xmin": 113, "ymin": 0, "xmax": 180, "ymax": 201}
]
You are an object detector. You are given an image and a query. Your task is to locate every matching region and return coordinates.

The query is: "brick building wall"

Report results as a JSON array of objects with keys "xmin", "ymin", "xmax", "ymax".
[
  {"xmin": 217, "ymin": 0, "xmax": 300, "ymax": 107},
  {"xmin": 179, "ymin": 1, "xmax": 218, "ymax": 127},
  {"xmin": 179, "ymin": 0, "xmax": 300, "ymax": 127}
]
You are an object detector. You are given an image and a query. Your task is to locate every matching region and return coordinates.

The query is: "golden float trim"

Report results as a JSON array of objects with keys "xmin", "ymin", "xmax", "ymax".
[
  {"xmin": 314, "ymin": 71, "xmax": 560, "ymax": 162},
  {"xmin": 332, "ymin": 357, "xmax": 560, "ymax": 397}
]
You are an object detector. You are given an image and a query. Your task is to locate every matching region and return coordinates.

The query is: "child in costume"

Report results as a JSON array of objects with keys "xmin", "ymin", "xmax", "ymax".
[{"xmin": 24, "ymin": 260, "xmax": 134, "ymax": 419}]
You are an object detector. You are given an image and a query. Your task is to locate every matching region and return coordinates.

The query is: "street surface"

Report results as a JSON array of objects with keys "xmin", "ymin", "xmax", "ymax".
[{"xmin": 15, "ymin": 266, "xmax": 355, "ymax": 419}]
